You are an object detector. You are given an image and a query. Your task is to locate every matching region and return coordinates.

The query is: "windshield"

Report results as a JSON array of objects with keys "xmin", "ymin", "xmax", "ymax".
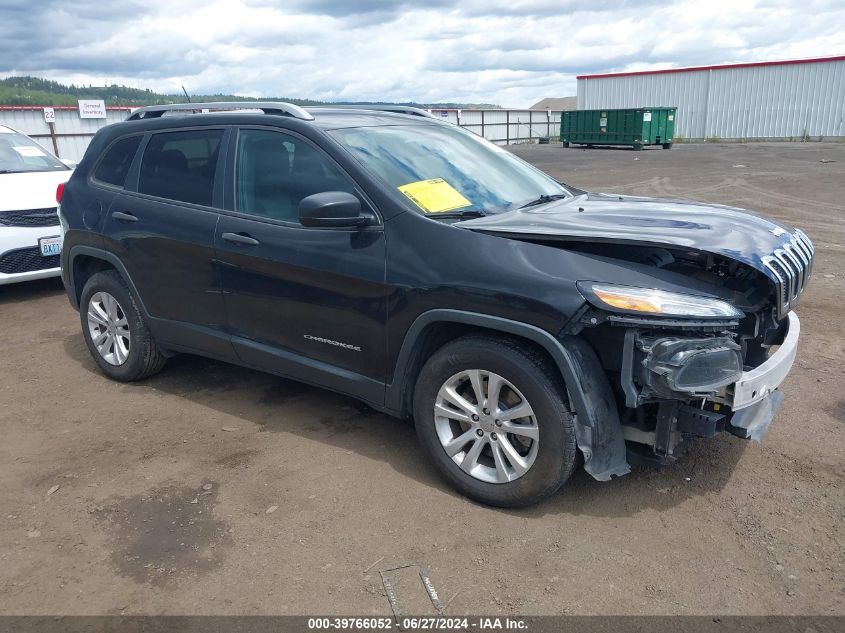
[
  {"xmin": 329, "ymin": 123, "xmax": 569, "ymax": 216},
  {"xmin": 0, "ymin": 128, "xmax": 66, "ymax": 173}
]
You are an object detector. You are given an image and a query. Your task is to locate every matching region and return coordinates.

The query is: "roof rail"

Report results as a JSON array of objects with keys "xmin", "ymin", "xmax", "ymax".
[
  {"xmin": 309, "ymin": 105, "xmax": 439, "ymax": 119},
  {"xmin": 126, "ymin": 101, "xmax": 315, "ymax": 121}
]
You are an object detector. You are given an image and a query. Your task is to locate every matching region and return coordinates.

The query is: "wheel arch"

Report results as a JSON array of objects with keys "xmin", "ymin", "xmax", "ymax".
[
  {"xmin": 387, "ymin": 309, "xmax": 631, "ymax": 481},
  {"xmin": 67, "ymin": 246, "xmax": 147, "ymax": 316}
]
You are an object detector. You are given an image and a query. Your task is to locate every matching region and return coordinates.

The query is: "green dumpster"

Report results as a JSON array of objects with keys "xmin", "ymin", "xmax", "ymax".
[{"xmin": 561, "ymin": 107, "xmax": 676, "ymax": 150}]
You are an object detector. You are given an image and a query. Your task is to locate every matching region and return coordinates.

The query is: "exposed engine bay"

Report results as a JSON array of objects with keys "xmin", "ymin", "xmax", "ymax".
[
  {"xmin": 557, "ymin": 240, "xmax": 794, "ymax": 466},
  {"xmin": 565, "ymin": 241, "xmax": 787, "ymax": 359}
]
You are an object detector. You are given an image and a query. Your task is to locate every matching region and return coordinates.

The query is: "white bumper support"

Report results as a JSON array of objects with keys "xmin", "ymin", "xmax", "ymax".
[{"xmin": 731, "ymin": 312, "xmax": 800, "ymax": 410}]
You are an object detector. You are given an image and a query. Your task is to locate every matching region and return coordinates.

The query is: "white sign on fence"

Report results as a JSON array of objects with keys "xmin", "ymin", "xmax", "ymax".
[
  {"xmin": 43, "ymin": 107, "xmax": 55, "ymax": 123},
  {"xmin": 78, "ymin": 100, "xmax": 107, "ymax": 119}
]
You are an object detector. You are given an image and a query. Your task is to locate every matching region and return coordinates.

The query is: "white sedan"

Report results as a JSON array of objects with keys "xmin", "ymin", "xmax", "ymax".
[{"xmin": 0, "ymin": 124, "xmax": 74, "ymax": 285}]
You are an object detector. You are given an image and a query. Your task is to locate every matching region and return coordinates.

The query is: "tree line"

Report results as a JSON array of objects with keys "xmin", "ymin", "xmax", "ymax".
[{"xmin": 0, "ymin": 76, "xmax": 498, "ymax": 109}]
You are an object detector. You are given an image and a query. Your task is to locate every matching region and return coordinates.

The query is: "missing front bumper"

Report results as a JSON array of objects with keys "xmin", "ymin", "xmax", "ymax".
[{"xmin": 617, "ymin": 312, "xmax": 800, "ymax": 462}]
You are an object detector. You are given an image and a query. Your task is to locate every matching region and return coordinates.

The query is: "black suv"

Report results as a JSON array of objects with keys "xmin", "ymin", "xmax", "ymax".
[{"xmin": 59, "ymin": 102, "xmax": 811, "ymax": 507}]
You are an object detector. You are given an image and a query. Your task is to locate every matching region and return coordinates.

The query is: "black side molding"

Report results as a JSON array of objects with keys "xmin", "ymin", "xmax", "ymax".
[{"xmin": 65, "ymin": 246, "xmax": 149, "ymax": 316}]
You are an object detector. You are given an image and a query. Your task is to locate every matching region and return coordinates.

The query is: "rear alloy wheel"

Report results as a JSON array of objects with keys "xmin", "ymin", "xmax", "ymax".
[
  {"xmin": 414, "ymin": 335, "xmax": 577, "ymax": 507},
  {"xmin": 80, "ymin": 270, "xmax": 166, "ymax": 382},
  {"xmin": 87, "ymin": 291, "xmax": 131, "ymax": 366}
]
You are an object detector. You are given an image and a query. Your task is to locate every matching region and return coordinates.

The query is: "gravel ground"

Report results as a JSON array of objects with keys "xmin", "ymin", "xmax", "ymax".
[{"xmin": 0, "ymin": 142, "xmax": 842, "ymax": 616}]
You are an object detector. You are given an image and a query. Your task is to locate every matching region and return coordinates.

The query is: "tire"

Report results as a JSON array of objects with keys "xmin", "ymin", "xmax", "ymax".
[
  {"xmin": 662, "ymin": 142, "xmax": 673, "ymax": 149},
  {"xmin": 633, "ymin": 143, "xmax": 644, "ymax": 151},
  {"xmin": 413, "ymin": 335, "xmax": 577, "ymax": 508},
  {"xmin": 562, "ymin": 141, "xmax": 570, "ymax": 148},
  {"xmin": 79, "ymin": 270, "xmax": 166, "ymax": 382}
]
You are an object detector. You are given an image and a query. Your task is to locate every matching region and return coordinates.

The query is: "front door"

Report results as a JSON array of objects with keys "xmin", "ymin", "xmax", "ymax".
[{"xmin": 214, "ymin": 127, "xmax": 389, "ymax": 401}]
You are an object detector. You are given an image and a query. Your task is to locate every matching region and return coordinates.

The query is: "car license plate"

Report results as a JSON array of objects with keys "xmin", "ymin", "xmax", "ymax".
[{"xmin": 39, "ymin": 236, "xmax": 62, "ymax": 256}]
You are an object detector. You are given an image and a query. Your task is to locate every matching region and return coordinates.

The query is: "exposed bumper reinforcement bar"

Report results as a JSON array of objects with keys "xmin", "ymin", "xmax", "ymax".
[{"xmin": 731, "ymin": 312, "xmax": 800, "ymax": 410}]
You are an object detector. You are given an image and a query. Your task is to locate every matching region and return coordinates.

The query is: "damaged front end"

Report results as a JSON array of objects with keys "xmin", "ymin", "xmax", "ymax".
[
  {"xmin": 563, "ymin": 236, "xmax": 811, "ymax": 476},
  {"xmin": 611, "ymin": 313, "xmax": 797, "ymax": 466},
  {"xmin": 457, "ymin": 194, "xmax": 813, "ymax": 478}
]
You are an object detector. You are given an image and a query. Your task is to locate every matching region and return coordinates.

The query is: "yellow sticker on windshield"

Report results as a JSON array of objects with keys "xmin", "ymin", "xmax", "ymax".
[{"xmin": 398, "ymin": 178, "xmax": 471, "ymax": 214}]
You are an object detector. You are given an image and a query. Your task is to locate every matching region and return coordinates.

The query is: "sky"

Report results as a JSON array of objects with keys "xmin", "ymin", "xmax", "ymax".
[{"xmin": 1, "ymin": 0, "xmax": 844, "ymax": 107}]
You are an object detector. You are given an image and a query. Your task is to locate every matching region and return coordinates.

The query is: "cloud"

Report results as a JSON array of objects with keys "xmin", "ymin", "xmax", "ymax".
[{"xmin": 1, "ymin": 0, "xmax": 843, "ymax": 107}]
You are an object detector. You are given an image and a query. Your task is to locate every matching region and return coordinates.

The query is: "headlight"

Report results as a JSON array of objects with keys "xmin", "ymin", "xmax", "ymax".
[
  {"xmin": 641, "ymin": 336, "xmax": 743, "ymax": 394},
  {"xmin": 582, "ymin": 283, "xmax": 743, "ymax": 318}
]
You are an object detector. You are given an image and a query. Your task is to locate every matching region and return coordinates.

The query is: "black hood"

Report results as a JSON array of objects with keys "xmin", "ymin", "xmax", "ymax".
[{"xmin": 456, "ymin": 192, "xmax": 800, "ymax": 274}]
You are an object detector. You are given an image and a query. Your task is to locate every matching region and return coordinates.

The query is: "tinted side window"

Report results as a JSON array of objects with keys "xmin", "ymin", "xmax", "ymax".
[
  {"xmin": 236, "ymin": 129, "xmax": 357, "ymax": 222},
  {"xmin": 138, "ymin": 129, "xmax": 222, "ymax": 206},
  {"xmin": 93, "ymin": 136, "xmax": 142, "ymax": 187}
]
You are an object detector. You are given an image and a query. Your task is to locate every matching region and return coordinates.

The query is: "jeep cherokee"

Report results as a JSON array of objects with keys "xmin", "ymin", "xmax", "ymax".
[{"xmin": 58, "ymin": 102, "xmax": 811, "ymax": 507}]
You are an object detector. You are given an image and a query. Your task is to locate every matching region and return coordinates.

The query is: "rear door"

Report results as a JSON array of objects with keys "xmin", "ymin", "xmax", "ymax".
[
  {"xmin": 214, "ymin": 126, "xmax": 389, "ymax": 399},
  {"xmin": 101, "ymin": 126, "xmax": 233, "ymax": 357}
]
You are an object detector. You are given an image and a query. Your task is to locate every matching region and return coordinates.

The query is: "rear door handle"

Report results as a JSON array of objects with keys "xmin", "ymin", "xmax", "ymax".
[
  {"xmin": 221, "ymin": 232, "xmax": 260, "ymax": 246},
  {"xmin": 111, "ymin": 211, "xmax": 138, "ymax": 223}
]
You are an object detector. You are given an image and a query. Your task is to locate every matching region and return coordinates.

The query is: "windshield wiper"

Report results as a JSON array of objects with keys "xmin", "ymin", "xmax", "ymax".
[
  {"xmin": 426, "ymin": 209, "xmax": 486, "ymax": 219},
  {"xmin": 519, "ymin": 193, "xmax": 570, "ymax": 209}
]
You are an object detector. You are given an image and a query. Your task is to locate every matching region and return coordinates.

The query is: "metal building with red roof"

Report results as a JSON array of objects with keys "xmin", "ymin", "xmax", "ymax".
[{"xmin": 576, "ymin": 55, "xmax": 845, "ymax": 141}]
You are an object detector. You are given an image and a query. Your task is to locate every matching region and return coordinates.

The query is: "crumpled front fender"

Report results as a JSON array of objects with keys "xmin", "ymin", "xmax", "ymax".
[{"xmin": 557, "ymin": 335, "xmax": 631, "ymax": 481}]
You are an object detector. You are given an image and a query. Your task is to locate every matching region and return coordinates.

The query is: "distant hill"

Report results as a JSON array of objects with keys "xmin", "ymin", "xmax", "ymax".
[
  {"xmin": 0, "ymin": 76, "xmax": 324, "ymax": 107},
  {"xmin": 529, "ymin": 96, "xmax": 577, "ymax": 111},
  {"xmin": 0, "ymin": 76, "xmax": 498, "ymax": 109}
]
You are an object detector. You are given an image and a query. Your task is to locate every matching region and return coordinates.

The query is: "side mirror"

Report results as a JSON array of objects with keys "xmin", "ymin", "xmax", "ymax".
[
  {"xmin": 60, "ymin": 158, "xmax": 77, "ymax": 169},
  {"xmin": 299, "ymin": 191, "xmax": 371, "ymax": 228}
]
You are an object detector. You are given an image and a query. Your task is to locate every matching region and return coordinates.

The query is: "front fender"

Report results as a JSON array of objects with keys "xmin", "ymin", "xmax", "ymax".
[{"xmin": 387, "ymin": 309, "xmax": 630, "ymax": 480}]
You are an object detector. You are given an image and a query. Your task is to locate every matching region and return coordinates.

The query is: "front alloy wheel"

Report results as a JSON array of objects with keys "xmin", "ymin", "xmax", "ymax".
[
  {"xmin": 87, "ymin": 291, "xmax": 131, "ymax": 365},
  {"xmin": 414, "ymin": 335, "xmax": 578, "ymax": 508},
  {"xmin": 434, "ymin": 369, "xmax": 539, "ymax": 483}
]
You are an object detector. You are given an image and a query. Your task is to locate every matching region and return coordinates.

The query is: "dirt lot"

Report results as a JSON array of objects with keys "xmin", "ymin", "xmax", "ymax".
[{"xmin": 1, "ymin": 142, "xmax": 843, "ymax": 616}]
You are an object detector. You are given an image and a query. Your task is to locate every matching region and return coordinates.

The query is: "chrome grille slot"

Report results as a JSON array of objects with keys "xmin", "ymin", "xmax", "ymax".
[
  {"xmin": 762, "ymin": 230, "xmax": 814, "ymax": 319},
  {"xmin": 791, "ymin": 239, "xmax": 810, "ymax": 266},
  {"xmin": 782, "ymin": 244, "xmax": 804, "ymax": 288},
  {"xmin": 795, "ymin": 229, "xmax": 814, "ymax": 275}
]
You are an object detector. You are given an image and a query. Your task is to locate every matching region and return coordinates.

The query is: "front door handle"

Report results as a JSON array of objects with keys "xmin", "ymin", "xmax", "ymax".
[
  {"xmin": 221, "ymin": 232, "xmax": 260, "ymax": 247},
  {"xmin": 112, "ymin": 211, "xmax": 138, "ymax": 223}
]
